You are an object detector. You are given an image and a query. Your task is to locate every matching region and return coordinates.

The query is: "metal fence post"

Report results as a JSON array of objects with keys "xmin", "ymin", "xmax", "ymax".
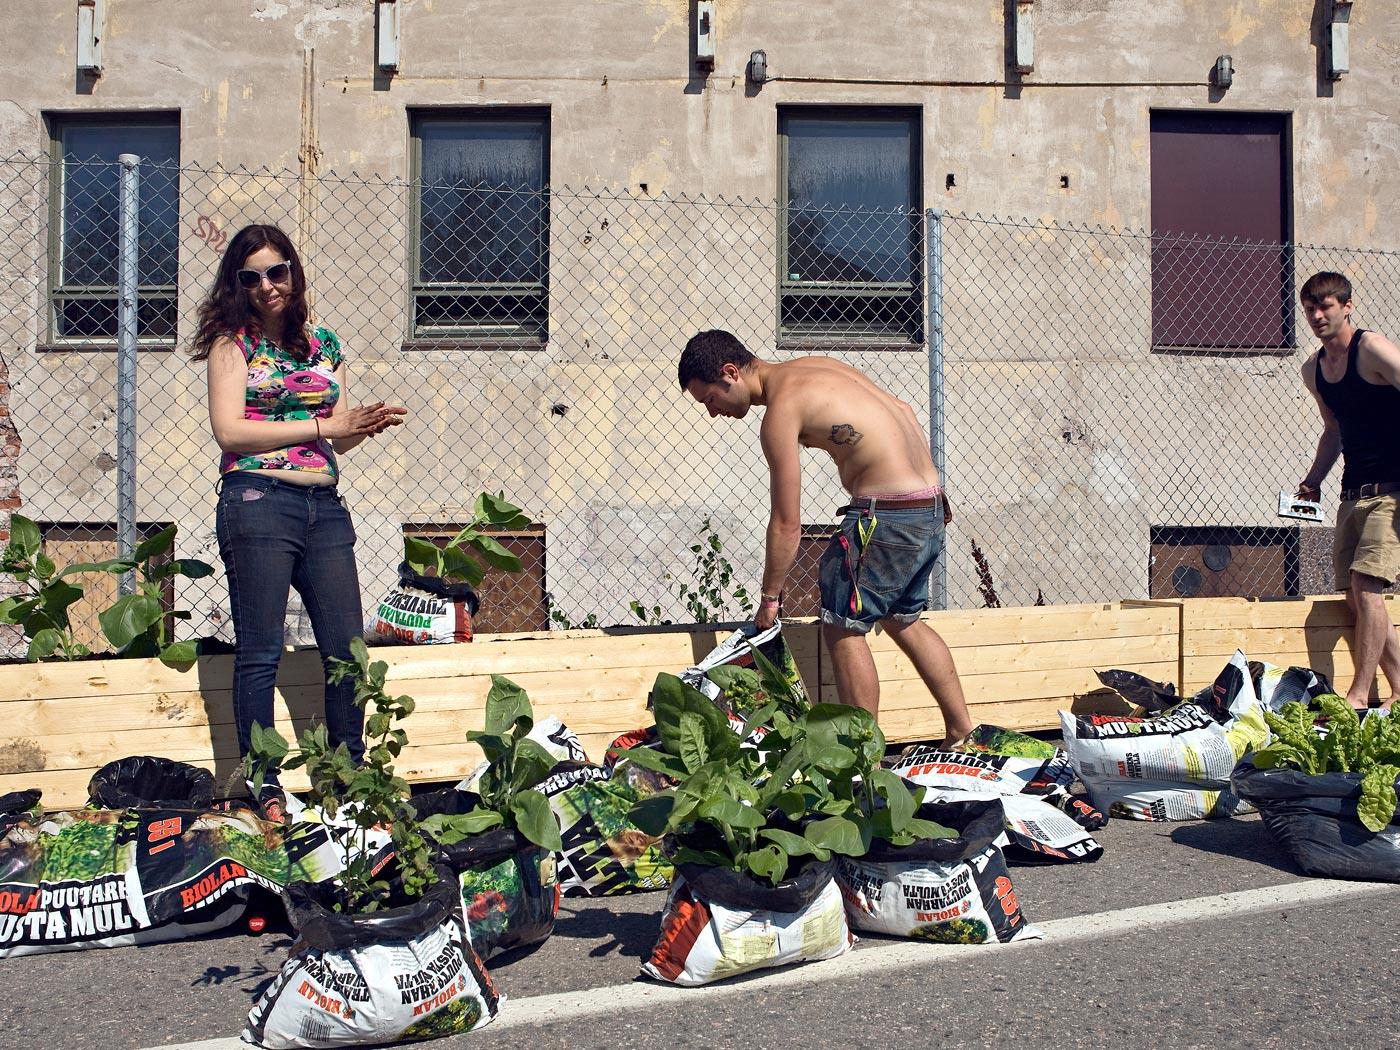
[
  {"xmin": 926, "ymin": 208, "xmax": 947, "ymax": 610},
  {"xmin": 116, "ymin": 153, "xmax": 139, "ymax": 594}
]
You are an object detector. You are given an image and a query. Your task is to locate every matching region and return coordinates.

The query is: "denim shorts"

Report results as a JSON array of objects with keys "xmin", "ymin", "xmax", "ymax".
[{"xmin": 819, "ymin": 504, "xmax": 944, "ymax": 633}]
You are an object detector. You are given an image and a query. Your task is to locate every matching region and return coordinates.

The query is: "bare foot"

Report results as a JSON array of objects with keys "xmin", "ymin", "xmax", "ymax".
[{"xmin": 940, "ymin": 731, "xmax": 972, "ymax": 750}]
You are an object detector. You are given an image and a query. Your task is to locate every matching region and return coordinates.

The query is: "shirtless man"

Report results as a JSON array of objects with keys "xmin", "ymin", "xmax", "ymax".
[
  {"xmin": 679, "ymin": 329, "xmax": 974, "ymax": 745},
  {"xmin": 1298, "ymin": 271, "xmax": 1400, "ymax": 713}
]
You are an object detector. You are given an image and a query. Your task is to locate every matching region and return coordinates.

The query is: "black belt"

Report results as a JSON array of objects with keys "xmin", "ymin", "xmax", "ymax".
[{"xmin": 1341, "ymin": 481, "xmax": 1400, "ymax": 501}]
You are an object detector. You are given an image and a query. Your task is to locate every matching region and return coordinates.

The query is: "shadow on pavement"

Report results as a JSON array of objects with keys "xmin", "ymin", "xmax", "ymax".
[
  {"xmin": 1168, "ymin": 817, "xmax": 1301, "ymax": 875},
  {"xmin": 549, "ymin": 905, "xmax": 659, "ymax": 960}
]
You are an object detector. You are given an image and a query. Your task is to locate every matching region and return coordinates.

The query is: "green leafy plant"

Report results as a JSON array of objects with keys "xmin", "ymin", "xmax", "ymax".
[
  {"xmin": 405, "ymin": 492, "xmax": 531, "ymax": 586},
  {"xmin": 417, "ymin": 675, "xmax": 564, "ymax": 854},
  {"xmin": 1253, "ymin": 695, "xmax": 1400, "ymax": 833},
  {"xmin": 0, "ymin": 514, "xmax": 211, "ymax": 664},
  {"xmin": 98, "ymin": 524, "xmax": 214, "ymax": 666},
  {"xmin": 624, "ymin": 646, "xmax": 949, "ymax": 885},
  {"xmin": 631, "ymin": 516, "xmax": 753, "ymax": 626},
  {"xmin": 247, "ymin": 637, "xmax": 442, "ymax": 911}
]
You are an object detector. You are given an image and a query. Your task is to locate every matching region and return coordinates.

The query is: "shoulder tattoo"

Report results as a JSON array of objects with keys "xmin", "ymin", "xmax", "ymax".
[{"xmin": 830, "ymin": 423, "xmax": 863, "ymax": 446}]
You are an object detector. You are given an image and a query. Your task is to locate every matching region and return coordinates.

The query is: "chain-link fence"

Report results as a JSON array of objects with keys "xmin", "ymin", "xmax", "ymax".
[{"xmin": 2, "ymin": 151, "xmax": 1397, "ymax": 646}]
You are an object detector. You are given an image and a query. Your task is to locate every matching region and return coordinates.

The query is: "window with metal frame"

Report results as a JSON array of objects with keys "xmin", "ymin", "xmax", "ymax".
[
  {"xmin": 1149, "ymin": 110, "xmax": 1293, "ymax": 351},
  {"xmin": 779, "ymin": 107, "xmax": 923, "ymax": 346},
  {"xmin": 46, "ymin": 114, "xmax": 180, "ymax": 344},
  {"xmin": 409, "ymin": 109, "xmax": 550, "ymax": 345}
]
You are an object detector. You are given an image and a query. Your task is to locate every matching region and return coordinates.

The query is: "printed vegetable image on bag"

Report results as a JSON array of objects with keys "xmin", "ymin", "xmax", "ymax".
[
  {"xmin": 363, "ymin": 562, "xmax": 479, "ymax": 645},
  {"xmin": 244, "ymin": 865, "xmax": 500, "ymax": 1049},
  {"xmin": 642, "ymin": 860, "xmax": 854, "ymax": 987},
  {"xmin": 888, "ymin": 724, "xmax": 1076, "ymax": 798},
  {"xmin": 674, "ymin": 622, "xmax": 810, "ymax": 730},
  {"xmin": 549, "ymin": 762, "xmax": 673, "ymax": 897},
  {"xmin": 836, "ymin": 799, "xmax": 1041, "ymax": 943}
]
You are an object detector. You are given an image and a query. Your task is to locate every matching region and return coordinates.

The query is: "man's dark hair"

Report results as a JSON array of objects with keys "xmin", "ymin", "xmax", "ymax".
[
  {"xmin": 1301, "ymin": 271, "xmax": 1353, "ymax": 307},
  {"xmin": 678, "ymin": 329, "xmax": 754, "ymax": 389}
]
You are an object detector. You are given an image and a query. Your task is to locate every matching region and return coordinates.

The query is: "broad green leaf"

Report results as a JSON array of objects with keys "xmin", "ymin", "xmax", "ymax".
[
  {"xmin": 510, "ymin": 789, "xmax": 563, "ymax": 851},
  {"xmin": 8, "ymin": 515, "xmax": 42, "ymax": 559},
  {"xmin": 99, "ymin": 593, "xmax": 163, "ymax": 649},
  {"xmin": 510, "ymin": 738, "xmax": 556, "ymax": 793},
  {"xmin": 870, "ymin": 768, "xmax": 918, "ymax": 832},
  {"xmin": 677, "ymin": 711, "xmax": 711, "ymax": 773},
  {"xmin": 61, "ymin": 558, "xmax": 134, "ymax": 577},
  {"xmin": 440, "ymin": 545, "xmax": 486, "ymax": 586},
  {"xmin": 420, "ymin": 810, "xmax": 502, "ymax": 844},
  {"xmin": 469, "ymin": 533, "xmax": 522, "ymax": 572},
  {"xmin": 33, "ymin": 553, "xmax": 56, "ymax": 580},
  {"xmin": 0, "ymin": 596, "xmax": 38, "ymax": 625},
  {"xmin": 904, "ymin": 817, "xmax": 958, "ymax": 841},
  {"xmin": 403, "ymin": 536, "xmax": 445, "ymax": 576},
  {"xmin": 629, "ymin": 793, "xmax": 678, "ymax": 836},
  {"xmin": 1358, "ymin": 764, "xmax": 1400, "ymax": 834},
  {"xmin": 26, "ymin": 629, "xmax": 63, "ymax": 661},
  {"xmin": 758, "ymin": 827, "xmax": 828, "ymax": 860},
  {"xmin": 698, "ymin": 797, "xmax": 764, "ymax": 829},
  {"xmin": 806, "ymin": 742, "xmax": 858, "ymax": 774},
  {"xmin": 805, "ymin": 814, "xmax": 870, "ymax": 856},
  {"xmin": 132, "ymin": 524, "xmax": 178, "ymax": 563},
  {"xmin": 476, "ymin": 491, "xmax": 532, "ymax": 529},
  {"xmin": 250, "ymin": 722, "xmax": 291, "ymax": 763},
  {"xmin": 617, "ymin": 746, "xmax": 688, "ymax": 780},
  {"xmin": 40, "ymin": 579, "xmax": 84, "ymax": 623},
  {"xmin": 150, "ymin": 558, "xmax": 216, "ymax": 581},
  {"xmin": 744, "ymin": 844, "xmax": 788, "ymax": 885},
  {"xmin": 651, "ymin": 672, "xmax": 735, "ymax": 761},
  {"xmin": 484, "ymin": 675, "xmax": 533, "ymax": 737},
  {"xmin": 157, "ymin": 639, "xmax": 199, "ymax": 668}
]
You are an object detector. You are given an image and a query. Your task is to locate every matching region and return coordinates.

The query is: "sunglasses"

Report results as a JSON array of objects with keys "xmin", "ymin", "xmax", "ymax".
[{"xmin": 236, "ymin": 261, "xmax": 292, "ymax": 289}]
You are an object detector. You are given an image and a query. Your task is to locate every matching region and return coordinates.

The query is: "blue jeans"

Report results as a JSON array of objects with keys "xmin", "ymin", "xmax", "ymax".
[
  {"xmin": 215, "ymin": 472, "xmax": 365, "ymax": 769},
  {"xmin": 819, "ymin": 504, "xmax": 945, "ymax": 634}
]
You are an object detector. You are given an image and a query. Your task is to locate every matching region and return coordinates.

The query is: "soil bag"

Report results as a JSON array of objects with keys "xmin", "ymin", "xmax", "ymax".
[
  {"xmin": 413, "ymin": 788, "xmax": 558, "ymax": 959},
  {"xmin": 673, "ymin": 622, "xmax": 810, "ymax": 736},
  {"xmin": 1232, "ymin": 757, "xmax": 1400, "ymax": 881},
  {"xmin": 916, "ymin": 788, "xmax": 1104, "ymax": 864},
  {"xmin": 1249, "ymin": 661, "xmax": 1333, "ymax": 713},
  {"xmin": 363, "ymin": 562, "xmax": 479, "ymax": 645},
  {"xmin": 245, "ymin": 865, "xmax": 499, "ymax": 1048},
  {"xmin": 87, "ymin": 756, "xmax": 215, "ymax": 810},
  {"xmin": 642, "ymin": 858, "xmax": 853, "ymax": 986},
  {"xmin": 1062, "ymin": 652, "xmax": 1269, "ymax": 821},
  {"xmin": 888, "ymin": 725, "xmax": 1076, "ymax": 798},
  {"xmin": 546, "ymin": 748, "xmax": 673, "ymax": 897},
  {"xmin": 0, "ymin": 805, "xmax": 285, "ymax": 958},
  {"xmin": 836, "ymin": 800, "xmax": 1042, "ymax": 943}
]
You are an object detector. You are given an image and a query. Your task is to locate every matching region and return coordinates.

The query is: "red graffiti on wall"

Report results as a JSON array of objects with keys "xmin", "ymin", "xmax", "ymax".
[{"xmin": 191, "ymin": 215, "xmax": 227, "ymax": 251}]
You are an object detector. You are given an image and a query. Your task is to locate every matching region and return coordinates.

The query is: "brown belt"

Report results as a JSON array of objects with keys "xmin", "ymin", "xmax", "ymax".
[
  {"xmin": 838, "ymin": 495, "xmax": 940, "ymax": 513},
  {"xmin": 1340, "ymin": 481, "xmax": 1400, "ymax": 501}
]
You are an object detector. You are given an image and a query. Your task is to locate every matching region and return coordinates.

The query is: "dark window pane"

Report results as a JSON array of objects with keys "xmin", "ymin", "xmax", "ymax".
[
  {"xmin": 59, "ymin": 123, "xmax": 180, "ymax": 289},
  {"xmin": 780, "ymin": 290, "xmax": 922, "ymax": 342},
  {"xmin": 417, "ymin": 118, "xmax": 548, "ymax": 286},
  {"xmin": 414, "ymin": 290, "xmax": 547, "ymax": 335},
  {"xmin": 1149, "ymin": 111, "xmax": 1290, "ymax": 349},
  {"xmin": 55, "ymin": 294, "xmax": 177, "ymax": 340},
  {"xmin": 784, "ymin": 115, "xmax": 917, "ymax": 286}
]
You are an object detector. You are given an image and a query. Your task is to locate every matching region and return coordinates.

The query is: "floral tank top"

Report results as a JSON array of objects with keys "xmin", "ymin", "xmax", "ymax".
[{"xmin": 220, "ymin": 324, "xmax": 343, "ymax": 480}]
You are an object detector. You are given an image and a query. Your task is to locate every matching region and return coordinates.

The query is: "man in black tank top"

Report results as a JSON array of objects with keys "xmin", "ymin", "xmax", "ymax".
[{"xmin": 1297, "ymin": 271, "xmax": 1400, "ymax": 712}]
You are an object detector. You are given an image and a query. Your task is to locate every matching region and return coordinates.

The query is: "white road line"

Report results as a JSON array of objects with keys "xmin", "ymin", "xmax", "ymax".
[{"xmin": 146, "ymin": 877, "xmax": 1398, "ymax": 1050}]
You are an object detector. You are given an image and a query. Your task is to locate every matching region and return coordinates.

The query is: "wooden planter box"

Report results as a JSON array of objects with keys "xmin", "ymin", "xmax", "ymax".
[
  {"xmin": 0, "ymin": 601, "xmax": 1178, "ymax": 810},
  {"xmin": 1137, "ymin": 594, "xmax": 1400, "ymax": 695}
]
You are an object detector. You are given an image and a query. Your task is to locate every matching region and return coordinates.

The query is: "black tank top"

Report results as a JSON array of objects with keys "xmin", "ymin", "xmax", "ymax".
[{"xmin": 1315, "ymin": 328, "xmax": 1400, "ymax": 490}]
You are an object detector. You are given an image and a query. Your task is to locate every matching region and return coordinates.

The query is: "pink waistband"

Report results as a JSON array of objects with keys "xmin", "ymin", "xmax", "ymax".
[{"xmin": 859, "ymin": 484, "xmax": 943, "ymax": 501}]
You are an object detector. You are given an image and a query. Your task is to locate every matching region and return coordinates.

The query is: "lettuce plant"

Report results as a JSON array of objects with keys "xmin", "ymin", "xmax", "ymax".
[
  {"xmin": 1253, "ymin": 695, "xmax": 1400, "ymax": 833},
  {"xmin": 625, "ymin": 646, "xmax": 949, "ymax": 885}
]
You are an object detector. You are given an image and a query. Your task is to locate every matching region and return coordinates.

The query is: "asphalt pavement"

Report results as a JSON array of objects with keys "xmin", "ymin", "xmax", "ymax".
[{"xmin": 1, "ymin": 812, "xmax": 1395, "ymax": 1050}]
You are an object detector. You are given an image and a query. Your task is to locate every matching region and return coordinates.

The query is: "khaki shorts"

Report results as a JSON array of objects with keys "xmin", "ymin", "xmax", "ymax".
[{"xmin": 1333, "ymin": 492, "xmax": 1400, "ymax": 588}]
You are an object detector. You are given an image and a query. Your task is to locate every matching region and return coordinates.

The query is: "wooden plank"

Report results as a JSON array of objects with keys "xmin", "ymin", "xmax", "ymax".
[
  {"xmin": 875, "ymin": 662, "xmax": 1180, "ymax": 712},
  {"xmin": 1183, "ymin": 654, "xmax": 1382, "ymax": 694},
  {"xmin": 1176, "ymin": 595, "xmax": 1400, "ymax": 632},
  {"xmin": 1183, "ymin": 625, "xmax": 1369, "ymax": 658}
]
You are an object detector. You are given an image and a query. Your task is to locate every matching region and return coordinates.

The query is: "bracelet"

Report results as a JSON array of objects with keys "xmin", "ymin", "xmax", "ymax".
[
  {"xmin": 759, "ymin": 598, "xmax": 780, "ymax": 609},
  {"xmin": 314, "ymin": 417, "xmax": 322, "ymax": 443},
  {"xmin": 760, "ymin": 591, "xmax": 781, "ymax": 602}
]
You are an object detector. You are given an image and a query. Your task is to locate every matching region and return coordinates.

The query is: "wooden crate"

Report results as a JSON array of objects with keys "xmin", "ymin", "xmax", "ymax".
[
  {"xmin": 1151, "ymin": 594, "xmax": 1400, "ymax": 695},
  {"xmin": 817, "ymin": 602, "xmax": 1179, "ymax": 742}
]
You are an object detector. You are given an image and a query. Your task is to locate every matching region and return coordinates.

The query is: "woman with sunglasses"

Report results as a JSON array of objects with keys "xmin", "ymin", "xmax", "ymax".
[{"xmin": 191, "ymin": 223, "xmax": 406, "ymax": 806}]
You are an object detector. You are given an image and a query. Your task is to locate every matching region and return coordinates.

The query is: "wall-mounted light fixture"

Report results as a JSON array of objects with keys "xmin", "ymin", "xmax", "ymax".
[
  {"xmin": 376, "ymin": 0, "xmax": 400, "ymax": 72},
  {"xmin": 1328, "ymin": 0, "xmax": 1353, "ymax": 81},
  {"xmin": 1014, "ymin": 0, "xmax": 1036, "ymax": 74},
  {"xmin": 695, "ymin": 1, "xmax": 716, "ymax": 72},
  {"xmin": 747, "ymin": 49, "xmax": 768, "ymax": 86},
  {"xmin": 1213, "ymin": 54, "xmax": 1234, "ymax": 90},
  {"xmin": 76, "ymin": 0, "xmax": 105, "ymax": 76}
]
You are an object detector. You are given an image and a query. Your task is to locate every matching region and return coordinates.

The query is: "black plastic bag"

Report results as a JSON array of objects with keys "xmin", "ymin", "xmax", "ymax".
[
  {"xmin": 87, "ymin": 756, "xmax": 215, "ymax": 810},
  {"xmin": 676, "ymin": 856, "xmax": 836, "ymax": 913},
  {"xmin": 413, "ymin": 788, "xmax": 557, "ymax": 959},
  {"xmin": 1096, "ymin": 669, "xmax": 1178, "ymax": 714},
  {"xmin": 1231, "ymin": 757, "xmax": 1400, "ymax": 882}
]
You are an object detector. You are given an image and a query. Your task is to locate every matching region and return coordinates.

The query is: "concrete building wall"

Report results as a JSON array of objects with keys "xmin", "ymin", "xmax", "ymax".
[{"xmin": 1, "ymin": 1, "xmax": 1397, "ymax": 626}]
